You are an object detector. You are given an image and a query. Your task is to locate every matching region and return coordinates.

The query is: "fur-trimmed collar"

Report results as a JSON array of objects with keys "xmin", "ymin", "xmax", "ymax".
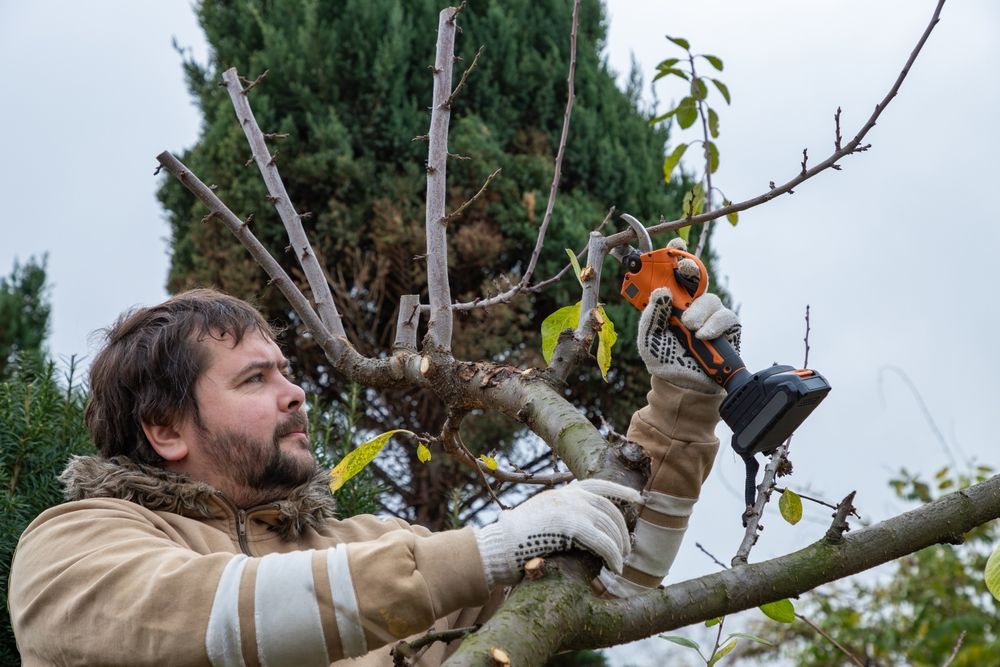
[{"xmin": 59, "ymin": 455, "xmax": 337, "ymax": 539}]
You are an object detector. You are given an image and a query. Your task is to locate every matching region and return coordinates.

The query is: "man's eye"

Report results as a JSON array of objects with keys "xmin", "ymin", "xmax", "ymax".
[{"xmin": 245, "ymin": 373, "xmax": 265, "ymax": 384}]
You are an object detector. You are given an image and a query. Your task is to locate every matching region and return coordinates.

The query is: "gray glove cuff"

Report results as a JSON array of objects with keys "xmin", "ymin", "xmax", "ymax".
[{"xmin": 474, "ymin": 523, "xmax": 519, "ymax": 588}]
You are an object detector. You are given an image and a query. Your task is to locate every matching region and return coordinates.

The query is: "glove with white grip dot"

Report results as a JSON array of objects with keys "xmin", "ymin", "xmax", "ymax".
[
  {"xmin": 474, "ymin": 479, "xmax": 641, "ymax": 587},
  {"xmin": 638, "ymin": 238, "xmax": 740, "ymax": 394}
]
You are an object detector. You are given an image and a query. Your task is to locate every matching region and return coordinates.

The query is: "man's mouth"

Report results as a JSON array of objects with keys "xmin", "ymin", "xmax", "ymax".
[{"xmin": 276, "ymin": 413, "xmax": 310, "ymax": 440}]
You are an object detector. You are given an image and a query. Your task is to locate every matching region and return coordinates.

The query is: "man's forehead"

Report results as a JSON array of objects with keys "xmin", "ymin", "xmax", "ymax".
[{"xmin": 198, "ymin": 329, "xmax": 286, "ymax": 375}]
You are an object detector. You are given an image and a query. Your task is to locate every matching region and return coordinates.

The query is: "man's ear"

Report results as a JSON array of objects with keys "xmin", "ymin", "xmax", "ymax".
[{"xmin": 142, "ymin": 421, "xmax": 190, "ymax": 462}]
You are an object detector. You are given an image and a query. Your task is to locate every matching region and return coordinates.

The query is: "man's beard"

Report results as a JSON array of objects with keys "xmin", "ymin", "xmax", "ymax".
[{"xmin": 200, "ymin": 411, "xmax": 315, "ymax": 507}]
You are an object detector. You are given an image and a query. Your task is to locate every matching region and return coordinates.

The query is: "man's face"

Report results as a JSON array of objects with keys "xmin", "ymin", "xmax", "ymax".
[{"xmin": 178, "ymin": 329, "xmax": 315, "ymax": 506}]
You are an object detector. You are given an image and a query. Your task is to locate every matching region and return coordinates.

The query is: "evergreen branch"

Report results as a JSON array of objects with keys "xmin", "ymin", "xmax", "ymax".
[
  {"xmin": 220, "ymin": 67, "xmax": 346, "ymax": 338},
  {"xmin": 602, "ymin": 0, "xmax": 947, "ymax": 251},
  {"xmin": 441, "ymin": 168, "xmax": 501, "ymax": 225},
  {"xmin": 519, "ymin": 0, "xmax": 580, "ymax": 288}
]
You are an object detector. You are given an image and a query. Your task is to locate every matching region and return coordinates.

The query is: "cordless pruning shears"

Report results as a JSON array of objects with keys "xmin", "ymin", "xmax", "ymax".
[{"xmin": 613, "ymin": 214, "xmax": 831, "ymax": 516}]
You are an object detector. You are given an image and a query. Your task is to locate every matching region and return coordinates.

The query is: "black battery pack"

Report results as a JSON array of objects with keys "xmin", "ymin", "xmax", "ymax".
[{"xmin": 720, "ymin": 364, "xmax": 831, "ymax": 457}]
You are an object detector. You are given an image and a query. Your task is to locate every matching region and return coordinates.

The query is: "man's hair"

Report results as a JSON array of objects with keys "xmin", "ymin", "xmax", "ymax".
[{"xmin": 85, "ymin": 288, "xmax": 279, "ymax": 464}]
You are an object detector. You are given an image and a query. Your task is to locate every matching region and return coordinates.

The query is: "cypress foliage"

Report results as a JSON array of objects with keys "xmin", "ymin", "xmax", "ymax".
[
  {"xmin": 0, "ymin": 355, "xmax": 96, "ymax": 664},
  {"xmin": 160, "ymin": 0, "xmax": 721, "ymax": 527},
  {"xmin": 0, "ymin": 256, "xmax": 51, "ymax": 377}
]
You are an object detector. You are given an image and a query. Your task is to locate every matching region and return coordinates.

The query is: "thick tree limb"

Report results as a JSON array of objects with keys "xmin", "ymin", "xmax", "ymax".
[
  {"xmin": 220, "ymin": 68, "xmax": 345, "ymax": 338},
  {"xmin": 445, "ymin": 473, "xmax": 1000, "ymax": 665},
  {"xmin": 602, "ymin": 0, "xmax": 946, "ymax": 252},
  {"xmin": 424, "ymin": 7, "xmax": 461, "ymax": 349}
]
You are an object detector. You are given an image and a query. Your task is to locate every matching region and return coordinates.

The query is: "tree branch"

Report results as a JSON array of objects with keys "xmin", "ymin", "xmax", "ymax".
[
  {"xmin": 442, "ymin": 168, "xmax": 501, "ymax": 225},
  {"xmin": 519, "ymin": 0, "xmax": 579, "ymax": 288},
  {"xmin": 220, "ymin": 68, "xmax": 345, "ymax": 338},
  {"xmin": 423, "ymin": 8, "xmax": 462, "ymax": 350},
  {"xmin": 445, "ymin": 472, "xmax": 1000, "ymax": 664},
  {"xmin": 601, "ymin": 0, "xmax": 946, "ymax": 251}
]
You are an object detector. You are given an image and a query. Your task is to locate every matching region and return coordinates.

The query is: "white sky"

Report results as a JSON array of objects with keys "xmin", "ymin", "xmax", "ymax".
[{"xmin": 1, "ymin": 1, "xmax": 997, "ymax": 664}]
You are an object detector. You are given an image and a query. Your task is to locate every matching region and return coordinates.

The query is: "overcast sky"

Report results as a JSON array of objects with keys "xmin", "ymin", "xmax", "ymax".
[{"xmin": 2, "ymin": 1, "xmax": 997, "ymax": 664}]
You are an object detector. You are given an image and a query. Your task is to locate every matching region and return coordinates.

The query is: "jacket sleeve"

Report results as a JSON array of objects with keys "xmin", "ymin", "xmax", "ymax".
[
  {"xmin": 8, "ymin": 500, "xmax": 490, "ymax": 667},
  {"xmin": 598, "ymin": 375, "xmax": 723, "ymax": 597}
]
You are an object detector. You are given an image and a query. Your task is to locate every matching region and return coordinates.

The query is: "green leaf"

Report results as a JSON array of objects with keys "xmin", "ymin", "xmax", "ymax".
[
  {"xmin": 708, "ymin": 107, "xmax": 720, "ymax": 138},
  {"xmin": 565, "ymin": 248, "xmax": 583, "ymax": 286},
  {"xmin": 759, "ymin": 599, "xmax": 796, "ymax": 623},
  {"xmin": 985, "ymin": 543, "xmax": 1000, "ymax": 601},
  {"xmin": 725, "ymin": 632, "xmax": 775, "ymax": 647},
  {"xmin": 702, "ymin": 54, "xmax": 724, "ymax": 71},
  {"xmin": 479, "ymin": 454, "xmax": 498, "ymax": 471},
  {"xmin": 330, "ymin": 429, "xmax": 415, "ymax": 492},
  {"xmin": 934, "ymin": 466, "xmax": 950, "ymax": 480},
  {"xmin": 779, "ymin": 488, "xmax": 803, "ymax": 525},
  {"xmin": 541, "ymin": 302, "xmax": 581, "ymax": 364},
  {"xmin": 666, "ymin": 35, "xmax": 691, "ymax": 51},
  {"xmin": 711, "ymin": 78, "xmax": 731, "ymax": 105},
  {"xmin": 658, "ymin": 635, "xmax": 704, "ymax": 660},
  {"xmin": 705, "ymin": 141, "xmax": 720, "ymax": 174},
  {"xmin": 677, "ymin": 226, "xmax": 690, "ymax": 244},
  {"xmin": 653, "ymin": 67, "xmax": 689, "ymax": 83},
  {"xmin": 595, "ymin": 305, "xmax": 618, "ymax": 381},
  {"xmin": 707, "ymin": 639, "xmax": 737, "ymax": 666},
  {"xmin": 676, "ymin": 97, "xmax": 698, "ymax": 129},
  {"xmin": 662, "ymin": 143, "xmax": 688, "ymax": 183},
  {"xmin": 705, "ymin": 617, "xmax": 723, "ymax": 627},
  {"xmin": 416, "ymin": 443, "xmax": 432, "ymax": 463},
  {"xmin": 682, "ymin": 183, "xmax": 706, "ymax": 217},
  {"xmin": 656, "ymin": 57, "xmax": 681, "ymax": 69},
  {"xmin": 691, "ymin": 77, "xmax": 708, "ymax": 101},
  {"xmin": 649, "ymin": 107, "xmax": 679, "ymax": 126}
]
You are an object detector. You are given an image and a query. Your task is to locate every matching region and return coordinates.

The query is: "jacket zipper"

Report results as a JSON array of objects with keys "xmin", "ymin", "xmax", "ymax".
[{"xmin": 236, "ymin": 509, "xmax": 251, "ymax": 556}]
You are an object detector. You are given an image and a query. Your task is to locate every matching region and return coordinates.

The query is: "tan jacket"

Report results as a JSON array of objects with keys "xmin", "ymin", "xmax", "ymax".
[
  {"xmin": 9, "ymin": 379, "xmax": 719, "ymax": 666},
  {"xmin": 8, "ymin": 457, "xmax": 490, "ymax": 666}
]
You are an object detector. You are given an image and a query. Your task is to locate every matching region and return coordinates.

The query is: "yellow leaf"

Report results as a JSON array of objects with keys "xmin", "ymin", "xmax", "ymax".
[
  {"xmin": 779, "ymin": 488, "xmax": 803, "ymax": 525},
  {"xmin": 596, "ymin": 305, "xmax": 618, "ymax": 381},
  {"xmin": 541, "ymin": 302, "xmax": 582, "ymax": 364},
  {"xmin": 708, "ymin": 639, "xmax": 737, "ymax": 666},
  {"xmin": 417, "ymin": 443, "xmax": 432, "ymax": 463},
  {"xmin": 479, "ymin": 454, "xmax": 498, "ymax": 470},
  {"xmin": 329, "ymin": 429, "xmax": 414, "ymax": 492},
  {"xmin": 565, "ymin": 249, "xmax": 584, "ymax": 287}
]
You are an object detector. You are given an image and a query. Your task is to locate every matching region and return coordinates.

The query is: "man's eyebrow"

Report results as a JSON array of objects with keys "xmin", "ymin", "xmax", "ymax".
[{"xmin": 232, "ymin": 358, "xmax": 292, "ymax": 379}]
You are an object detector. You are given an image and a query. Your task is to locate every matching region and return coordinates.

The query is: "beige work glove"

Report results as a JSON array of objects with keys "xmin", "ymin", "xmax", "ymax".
[{"xmin": 637, "ymin": 239, "xmax": 740, "ymax": 394}]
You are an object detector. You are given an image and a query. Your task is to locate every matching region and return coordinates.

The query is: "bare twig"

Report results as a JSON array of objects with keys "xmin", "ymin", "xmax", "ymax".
[
  {"xmin": 518, "ymin": 0, "xmax": 580, "ymax": 287},
  {"xmin": 731, "ymin": 444, "xmax": 789, "ymax": 566},
  {"xmin": 156, "ymin": 152, "xmax": 334, "ymax": 353},
  {"xmin": 695, "ymin": 542, "xmax": 728, "ymax": 570},
  {"xmin": 423, "ymin": 8, "xmax": 460, "ymax": 349},
  {"xmin": 834, "ymin": 107, "xmax": 843, "ymax": 151},
  {"xmin": 774, "ymin": 486, "xmax": 861, "ymax": 518},
  {"xmin": 824, "ymin": 491, "xmax": 857, "ymax": 544},
  {"xmin": 440, "ymin": 412, "xmax": 509, "ymax": 510},
  {"xmin": 941, "ymin": 630, "xmax": 967, "ymax": 667},
  {"xmin": 221, "ymin": 68, "xmax": 345, "ymax": 338},
  {"xmin": 392, "ymin": 625, "xmax": 479, "ymax": 666},
  {"xmin": 445, "ymin": 45, "xmax": 484, "ymax": 109},
  {"xmin": 803, "ymin": 305, "xmax": 812, "ymax": 368},
  {"xmin": 603, "ymin": 0, "xmax": 947, "ymax": 250},
  {"xmin": 238, "ymin": 69, "xmax": 269, "ymax": 93},
  {"xmin": 442, "ymin": 168, "xmax": 501, "ymax": 225},
  {"xmin": 797, "ymin": 614, "xmax": 866, "ymax": 667},
  {"xmin": 878, "ymin": 365, "xmax": 963, "ymax": 467}
]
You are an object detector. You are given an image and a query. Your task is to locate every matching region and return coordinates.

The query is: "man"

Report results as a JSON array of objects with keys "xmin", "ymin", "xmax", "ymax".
[{"xmin": 9, "ymin": 248, "xmax": 736, "ymax": 665}]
